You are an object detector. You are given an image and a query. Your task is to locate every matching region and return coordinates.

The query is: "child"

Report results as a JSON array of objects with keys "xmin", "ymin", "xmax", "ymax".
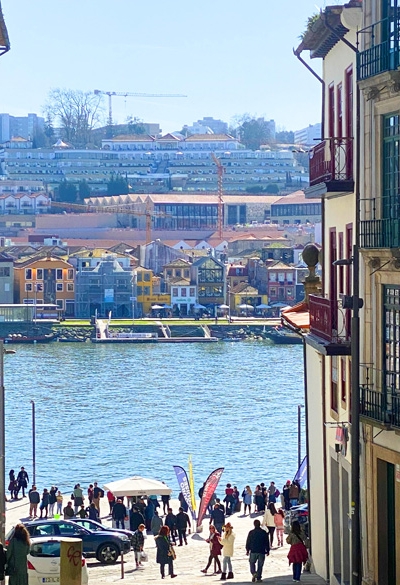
[{"xmin": 274, "ymin": 508, "xmax": 285, "ymax": 546}]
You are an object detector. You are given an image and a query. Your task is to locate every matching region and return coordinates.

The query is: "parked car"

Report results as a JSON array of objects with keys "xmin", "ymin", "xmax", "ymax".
[
  {"xmin": 27, "ymin": 537, "xmax": 89, "ymax": 585},
  {"xmin": 284, "ymin": 503, "xmax": 309, "ymax": 536},
  {"xmin": 73, "ymin": 518, "xmax": 134, "ymax": 546},
  {"xmin": 6, "ymin": 519, "xmax": 131, "ymax": 564}
]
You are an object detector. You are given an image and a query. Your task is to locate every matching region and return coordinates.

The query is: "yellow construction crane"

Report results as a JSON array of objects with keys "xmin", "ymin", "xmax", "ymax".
[
  {"xmin": 50, "ymin": 200, "xmax": 169, "ymax": 245},
  {"xmin": 93, "ymin": 89, "xmax": 187, "ymax": 127},
  {"xmin": 211, "ymin": 153, "xmax": 225, "ymax": 240}
]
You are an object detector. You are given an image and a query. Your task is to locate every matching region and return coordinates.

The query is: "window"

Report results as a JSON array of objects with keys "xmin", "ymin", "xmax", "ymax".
[
  {"xmin": 190, "ymin": 288, "xmax": 195, "ymax": 296},
  {"xmin": 328, "ymin": 83, "xmax": 335, "ymax": 138},
  {"xmin": 384, "ymin": 286, "xmax": 400, "ymax": 391},
  {"xmin": 56, "ymin": 269, "xmax": 63, "ymax": 280},
  {"xmin": 56, "ymin": 283, "xmax": 63, "ymax": 292},
  {"xmin": 0, "ymin": 267, "xmax": 10, "ymax": 277},
  {"xmin": 137, "ymin": 272, "xmax": 143, "ymax": 282},
  {"xmin": 176, "ymin": 270, "xmax": 181, "ymax": 278},
  {"xmin": 172, "ymin": 288, "xmax": 178, "ymax": 297},
  {"xmin": 25, "ymin": 283, "xmax": 32, "ymax": 292},
  {"xmin": 337, "ymin": 83, "xmax": 343, "ymax": 138},
  {"xmin": 287, "ymin": 287, "xmax": 294, "ymax": 298},
  {"xmin": 166, "ymin": 270, "xmax": 172, "ymax": 278},
  {"xmin": 143, "ymin": 286, "xmax": 150, "ymax": 296},
  {"xmin": 36, "ymin": 269, "xmax": 43, "ymax": 280},
  {"xmin": 56, "ymin": 300, "xmax": 64, "ymax": 310},
  {"xmin": 181, "ymin": 288, "xmax": 187, "ymax": 297},
  {"xmin": 383, "ymin": 113, "xmax": 400, "ymax": 221},
  {"xmin": 67, "ymin": 283, "xmax": 74, "ymax": 292},
  {"xmin": 269, "ymin": 287, "xmax": 276, "ymax": 297},
  {"xmin": 269, "ymin": 272, "xmax": 277, "ymax": 282},
  {"xmin": 67, "ymin": 269, "xmax": 74, "ymax": 280},
  {"xmin": 286, "ymin": 272, "xmax": 293, "ymax": 284},
  {"xmin": 184, "ymin": 270, "xmax": 190, "ymax": 278},
  {"xmin": 341, "ymin": 357, "xmax": 347, "ymax": 403},
  {"xmin": 144, "ymin": 272, "xmax": 151, "ymax": 282},
  {"xmin": 25, "ymin": 269, "xmax": 32, "ymax": 280},
  {"xmin": 278, "ymin": 273, "xmax": 285, "ymax": 282},
  {"xmin": 137, "ymin": 286, "xmax": 142, "ymax": 295}
]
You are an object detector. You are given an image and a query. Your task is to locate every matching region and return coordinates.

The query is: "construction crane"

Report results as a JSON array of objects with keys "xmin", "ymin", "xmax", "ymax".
[
  {"xmin": 50, "ymin": 200, "xmax": 169, "ymax": 245},
  {"xmin": 211, "ymin": 153, "xmax": 225, "ymax": 240},
  {"xmin": 93, "ymin": 89, "xmax": 187, "ymax": 127}
]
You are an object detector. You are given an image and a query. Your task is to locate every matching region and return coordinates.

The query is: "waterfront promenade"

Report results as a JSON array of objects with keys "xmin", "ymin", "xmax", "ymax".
[{"xmin": 5, "ymin": 498, "xmax": 327, "ymax": 584}]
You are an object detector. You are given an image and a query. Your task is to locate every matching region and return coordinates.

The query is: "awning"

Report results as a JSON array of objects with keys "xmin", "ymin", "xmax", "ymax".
[
  {"xmin": 103, "ymin": 476, "xmax": 172, "ymax": 497},
  {"xmin": 281, "ymin": 301, "xmax": 310, "ymax": 331}
]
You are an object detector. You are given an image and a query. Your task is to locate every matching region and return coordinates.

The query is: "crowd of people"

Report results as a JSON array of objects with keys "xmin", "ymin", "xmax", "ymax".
[{"xmin": 8, "ymin": 470, "xmax": 308, "ymax": 583}]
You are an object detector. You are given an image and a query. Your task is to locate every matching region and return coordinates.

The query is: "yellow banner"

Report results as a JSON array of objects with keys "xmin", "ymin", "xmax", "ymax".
[{"xmin": 189, "ymin": 455, "xmax": 196, "ymax": 512}]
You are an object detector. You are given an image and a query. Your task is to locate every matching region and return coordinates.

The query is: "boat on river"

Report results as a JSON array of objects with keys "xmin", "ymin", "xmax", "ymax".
[
  {"xmin": 265, "ymin": 326, "xmax": 303, "ymax": 345},
  {"xmin": 4, "ymin": 332, "xmax": 56, "ymax": 344}
]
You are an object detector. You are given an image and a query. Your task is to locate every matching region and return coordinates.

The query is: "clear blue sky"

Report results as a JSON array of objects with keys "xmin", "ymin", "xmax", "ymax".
[{"xmin": 0, "ymin": 0, "xmax": 336, "ymax": 133}]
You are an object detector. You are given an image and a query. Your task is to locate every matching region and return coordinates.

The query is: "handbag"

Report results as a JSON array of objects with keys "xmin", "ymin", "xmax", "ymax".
[
  {"xmin": 168, "ymin": 545, "xmax": 176, "ymax": 560},
  {"xmin": 140, "ymin": 551, "xmax": 148, "ymax": 562}
]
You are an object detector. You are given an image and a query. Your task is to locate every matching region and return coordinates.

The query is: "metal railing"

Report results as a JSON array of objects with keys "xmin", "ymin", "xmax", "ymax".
[
  {"xmin": 309, "ymin": 138, "xmax": 353, "ymax": 187},
  {"xmin": 309, "ymin": 295, "xmax": 349, "ymax": 343},
  {"xmin": 360, "ymin": 386, "xmax": 400, "ymax": 428},
  {"xmin": 357, "ymin": 17, "xmax": 400, "ymax": 80},
  {"xmin": 360, "ymin": 196, "xmax": 400, "ymax": 248}
]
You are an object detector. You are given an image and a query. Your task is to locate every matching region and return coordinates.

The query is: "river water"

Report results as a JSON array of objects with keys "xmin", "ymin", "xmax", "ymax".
[{"xmin": 4, "ymin": 341, "xmax": 305, "ymax": 497}]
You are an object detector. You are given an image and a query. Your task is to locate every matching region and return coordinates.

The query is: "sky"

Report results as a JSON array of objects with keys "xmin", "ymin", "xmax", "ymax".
[{"xmin": 0, "ymin": 0, "xmax": 343, "ymax": 134}]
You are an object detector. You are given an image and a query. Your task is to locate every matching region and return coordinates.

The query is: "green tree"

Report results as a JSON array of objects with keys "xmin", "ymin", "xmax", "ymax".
[
  {"xmin": 265, "ymin": 183, "xmax": 280, "ymax": 194},
  {"xmin": 126, "ymin": 116, "xmax": 146, "ymax": 135},
  {"xmin": 107, "ymin": 174, "xmax": 129, "ymax": 195},
  {"xmin": 78, "ymin": 179, "xmax": 91, "ymax": 201},
  {"xmin": 57, "ymin": 179, "xmax": 77, "ymax": 202},
  {"xmin": 233, "ymin": 115, "xmax": 274, "ymax": 150},
  {"xmin": 275, "ymin": 130, "xmax": 294, "ymax": 144}
]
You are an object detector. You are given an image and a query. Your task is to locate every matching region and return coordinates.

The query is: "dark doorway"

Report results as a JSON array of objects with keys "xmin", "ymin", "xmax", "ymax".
[{"xmin": 377, "ymin": 459, "xmax": 396, "ymax": 585}]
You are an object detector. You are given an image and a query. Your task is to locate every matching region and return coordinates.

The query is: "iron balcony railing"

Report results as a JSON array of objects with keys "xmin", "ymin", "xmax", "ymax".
[
  {"xmin": 360, "ymin": 195, "xmax": 400, "ymax": 248},
  {"xmin": 309, "ymin": 138, "xmax": 353, "ymax": 187},
  {"xmin": 357, "ymin": 18, "xmax": 400, "ymax": 81},
  {"xmin": 309, "ymin": 294, "xmax": 350, "ymax": 344},
  {"xmin": 360, "ymin": 386, "xmax": 400, "ymax": 429}
]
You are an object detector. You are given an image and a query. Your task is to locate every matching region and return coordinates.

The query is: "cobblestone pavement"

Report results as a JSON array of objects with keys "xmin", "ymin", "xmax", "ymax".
[{"xmin": 5, "ymin": 498, "xmax": 327, "ymax": 584}]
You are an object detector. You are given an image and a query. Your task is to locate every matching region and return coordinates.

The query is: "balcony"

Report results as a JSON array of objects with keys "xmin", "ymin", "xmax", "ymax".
[
  {"xmin": 357, "ymin": 19, "xmax": 400, "ymax": 82},
  {"xmin": 360, "ymin": 196, "xmax": 400, "ymax": 248},
  {"xmin": 360, "ymin": 386, "xmax": 400, "ymax": 429},
  {"xmin": 305, "ymin": 138, "xmax": 354, "ymax": 199},
  {"xmin": 306, "ymin": 294, "xmax": 351, "ymax": 355}
]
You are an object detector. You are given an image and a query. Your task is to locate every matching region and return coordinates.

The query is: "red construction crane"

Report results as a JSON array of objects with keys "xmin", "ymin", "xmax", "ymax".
[
  {"xmin": 211, "ymin": 153, "xmax": 225, "ymax": 240},
  {"xmin": 93, "ymin": 89, "xmax": 187, "ymax": 127}
]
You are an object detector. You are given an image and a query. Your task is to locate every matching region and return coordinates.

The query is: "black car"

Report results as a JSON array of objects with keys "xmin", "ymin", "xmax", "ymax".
[
  {"xmin": 73, "ymin": 518, "xmax": 135, "ymax": 546},
  {"xmin": 6, "ymin": 519, "xmax": 131, "ymax": 564}
]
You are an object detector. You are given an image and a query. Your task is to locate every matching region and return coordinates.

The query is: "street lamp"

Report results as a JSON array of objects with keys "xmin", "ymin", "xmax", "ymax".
[
  {"xmin": 0, "ymin": 340, "xmax": 16, "ymax": 543},
  {"xmin": 298, "ymin": 404, "xmax": 304, "ymax": 470},
  {"xmin": 31, "ymin": 400, "xmax": 36, "ymax": 486}
]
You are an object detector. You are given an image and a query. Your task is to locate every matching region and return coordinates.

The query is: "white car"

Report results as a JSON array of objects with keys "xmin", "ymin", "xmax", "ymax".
[{"xmin": 27, "ymin": 537, "xmax": 89, "ymax": 584}]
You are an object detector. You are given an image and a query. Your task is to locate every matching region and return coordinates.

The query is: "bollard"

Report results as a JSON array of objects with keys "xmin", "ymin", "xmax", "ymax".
[
  {"xmin": 121, "ymin": 549, "xmax": 124, "ymax": 579},
  {"xmin": 60, "ymin": 538, "xmax": 83, "ymax": 585}
]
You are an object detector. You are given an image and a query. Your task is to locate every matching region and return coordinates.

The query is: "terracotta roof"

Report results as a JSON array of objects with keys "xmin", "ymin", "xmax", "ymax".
[
  {"xmin": 0, "ymin": 2, "xmax": 10, "ymax": 54},
  {"xmin": 295, "ymin": 5, "xmax": 352, "ymax": 60},
  {"xmin": 281, "ymin": 301, "xmax": 309, "ymax": 331},
  {"xmin": 184, "ymin": 134, "xmax": 237, "ymax": 142},
  {"xmin": 231, "ymin": 283, "xmax": 256, "ymax": 294},
  {"xmin": 158, "ymin": 133, "xmax": 181, "ymax": 141},
  {"xmin": 108, "ymin": 134, "xmax": 155, "ymax": 142},
  {"xmin": 267, "ymin": 261, "xmax": 292, "ymax": 270},
  {"xmin": 163, "ymin": 258, "xmax": 191, "ymax": 268},
  {"xmin": 272, "ymin": 190, "xmax": 317, "ymax": 205},
  {"xmin": 168, "ymin": 277, "xmax": 190, "ymax": 286}
]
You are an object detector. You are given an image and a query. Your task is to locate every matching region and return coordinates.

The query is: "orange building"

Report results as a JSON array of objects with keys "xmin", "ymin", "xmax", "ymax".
[{"xmin": 14, "ymin": 254, "xmax": 75, "ymax": 316}]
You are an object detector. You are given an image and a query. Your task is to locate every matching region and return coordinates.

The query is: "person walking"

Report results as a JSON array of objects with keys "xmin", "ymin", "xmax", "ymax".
[
  {"xmin": 246, "ymin": 518, "xmax": 270, "ymax": 583},
  {"xmin": 48, "ymin": 487, "xmax": 57, "ymax": 518},
  {"xmin": 77, "ymin": 505, "xmax": 88, "ymax": 519},
  {"xmin": 178, "ymin": 492, "xmax": 188, "ymax": 512},
  {"xmin": 39, "ymin": 489, "xmax": 50, "ymax": 519},
  {"xmin": 165, "ymin": 508, "xmax": 178, "ymax": 545},
  {"xmin": 254, "ymin": 485, "xmax": 263, "ymax": 513},
  {"xmin": 210, "ymin": 503, "xmax": 225, "ymax": 534},
  {"xmin": 63, "ymin": 501, "xmax": 74, "ymax": 520},
  {"xmin": 218, "ymin": 521, "xmax": 235, "ymax": 580},
  {"xmin": 286, "ymin": 520, "xmax": 308, "ymax": 582},
  {"xmin": 112, "ymin": 498, "xmax": 127, "ymax": 529},
  {"xmin": 132, "ymin": 523, "xmax": 146, "ymax": 569},
  {"xmin": 242, "ymin": 486, "xmax": 252, "ymax": 515},
  {"xmin": 72, "ymin": 484, "xmax": 84, "ymax": 515},
  {"xmin": 267, "ymin": 482, "xmax": 278, "ymax": 504},
  {"xmin": 283, "ymin": 480, "xmax": 291, "ymax": 510},
  {"xmin": 201, "ymin": 525, "xmax": 222, "ymax": 575},
  {"xmin": 289, "ymin": 480, "xmax": 300, "ymax": 507},
  {"xmin": 87, "ymin": 484, "xmax": 94, "ymax": 505},
  {"xmin": 107, "ymin": 490, "xmax": 116, "ymax": 515},
  {"xmin": 262, "ymin": 502, "xmax": 277, "ymax": 547},
  {"xmin": 274, "ymin": 508, "xmax": 285, "ymax": 546},
  {"xmin": 151, "ymin": 510, "xmax": 163, "ymax": 536},
  {"xmin": 155, "ymin": 526, "xmax": 177, "ymax": 579},
  {"xmin": 28, "ymin": 485, "xmax": 40, "ymax": 518},
  {"xmin": 88, "ymin": 502, "xmax": 100, "ymax": 522},
  {"xmin": 176, "ymin": 507, "xmax": 191, "ymax": 546},
  {"xmin": 8, "ymin": 470, "xmax": 17, "ymax": 500},
  {"xmin": 161, "ymin": 493, "xmax": 170, "ymax": 515},
  {"xmin": 56, "ymin": 491, "xmax": 63, "ymax": 516},
  {"xmin": 6, "ymin": 523, "xmax": 30, "ymax": 585},
  {"xmin": 16, "ymin": 467, "xmax": 29, "ymax": 498},
  {"xmin": 93, "ymin": 482, "xmax": 103, "ymax": 513},
  {"xmin": 130, "ymin": 506, "xmax": 145, "ymax": 532},
  {"xmin": 224, "ymin": 484, "xmax": 235, "ymax": 516}
]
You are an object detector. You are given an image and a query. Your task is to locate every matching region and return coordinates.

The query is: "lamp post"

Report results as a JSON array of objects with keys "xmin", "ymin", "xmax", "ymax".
[
  {"xmin": 31, "ymin": 400, "xmax": 36, "ymax": 486},
  {"xmin": 298, "ymin": 404, "xmax": 304, "ymax": 471},
  {"xmin": 0, "ymin": 340, "xmax": 15, "ymax": 543}
]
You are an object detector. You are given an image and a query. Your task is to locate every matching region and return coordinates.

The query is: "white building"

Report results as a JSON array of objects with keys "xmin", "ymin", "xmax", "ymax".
[
  {"xmin": 170, "ymin": 280, "xmax": 197, "ymax": 315},
  {"xmin": 294, "ymin": 123, "xmax": 322, "ymax": 146}
]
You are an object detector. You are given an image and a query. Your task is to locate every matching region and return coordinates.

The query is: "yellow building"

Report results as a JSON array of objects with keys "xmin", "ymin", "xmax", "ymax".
[
  {"xmin": 14, "ymin": 254, "xmax": 75, "ymax": 315},
  {"xmin": 230, "ymin": 283, "xmax": 268, "ymax": 314},
  {"xmin": 136, "ymin": 266, "xmax": 170, "ymax": 316}
]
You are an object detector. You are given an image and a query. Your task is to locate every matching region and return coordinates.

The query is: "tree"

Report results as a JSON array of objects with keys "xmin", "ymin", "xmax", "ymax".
[
  {"xmin": 57, "ymin": 180, "xmax": 77, "ymax": 202},
  {"xmin": 126, "ymin": 116, "xmax": 146, "ymax": 136},
  {"xmin": 275, "ymin": 130, "xmax": 294, "ymax": 144},
  {"xmin": 265, "ymin": 183, "xmax": 280, "ymax": 194},
  {"xmin": 107, "ymin": 174, "xmax": 129, "ymax": 196},
  {"xmin": 44, "ymin": 88, "xmax": 103, "ymax": 146},
  {"xmin": 232, "ymin": 115, "xmax": 274, "ymax": 150},
  {"xmin": 78, "ymin": 179, "xmax": 91, "ymax": 201}
]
